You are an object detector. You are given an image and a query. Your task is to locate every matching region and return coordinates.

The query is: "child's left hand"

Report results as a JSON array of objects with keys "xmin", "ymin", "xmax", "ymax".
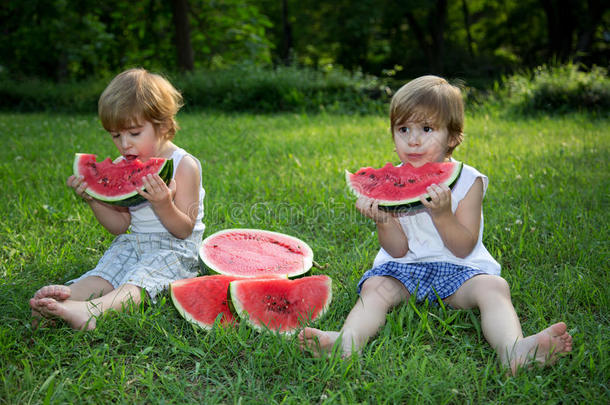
[
  {"xmin": 138, "ymin": 174, "xmax": 176, "ymax": 206},
  {"xmin": 421, "ymin": 183, "xmax": 452, "ymax": 217}
]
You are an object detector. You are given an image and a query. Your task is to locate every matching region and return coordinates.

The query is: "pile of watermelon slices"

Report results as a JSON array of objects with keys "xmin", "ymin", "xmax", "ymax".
[{"xmin": 170, "ymin": 229, "xmax": 332, "ymax": 335}]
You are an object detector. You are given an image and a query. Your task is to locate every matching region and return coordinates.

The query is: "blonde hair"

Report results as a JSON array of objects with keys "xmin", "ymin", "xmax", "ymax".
[
  {"xmin": 98, "ymin": 68, "xmax": 183, "ymax": 140},
  {"xmin": 390, "ymin": 75, "xmax": 464, "ymax": 156}
]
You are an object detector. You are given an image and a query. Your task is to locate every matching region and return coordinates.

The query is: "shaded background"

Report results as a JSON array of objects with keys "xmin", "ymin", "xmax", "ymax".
[{"xmin": 1, "ymin": 0, "xmax": 608, "ymax": 83}]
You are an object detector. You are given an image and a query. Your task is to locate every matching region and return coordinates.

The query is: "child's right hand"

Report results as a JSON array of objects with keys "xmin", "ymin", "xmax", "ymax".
[
  {"xmin": 355, "ymin": 196, "xmax": 394, "ymax": 224},
  {"xmin": 66, "ymin": 175, "xmax": 93, "ymax": 201}
]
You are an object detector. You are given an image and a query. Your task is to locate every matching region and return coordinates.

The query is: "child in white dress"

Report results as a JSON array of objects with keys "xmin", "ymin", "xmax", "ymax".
[
  {"xmin": 299, "ymin": 75, "xmax": 572, "ymax": 375},
  {"xmin": 30, "ymin": 68, "xmax": 205, "ymax": 330}
]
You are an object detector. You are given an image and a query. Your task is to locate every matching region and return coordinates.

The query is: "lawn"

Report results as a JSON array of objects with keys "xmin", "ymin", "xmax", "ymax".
[{"xmin": 0, "ymin": 110, "xmax": 608, "ymax": 403}]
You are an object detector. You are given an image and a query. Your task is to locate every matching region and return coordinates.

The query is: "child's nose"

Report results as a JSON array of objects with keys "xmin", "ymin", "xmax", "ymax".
[
  {"xmin": 121, "ymin": 135, "xmax": 131, "ymax": 149},
  {"xmin": 407, "ymin": 131, "xmax": 420, "ymax": 146}
]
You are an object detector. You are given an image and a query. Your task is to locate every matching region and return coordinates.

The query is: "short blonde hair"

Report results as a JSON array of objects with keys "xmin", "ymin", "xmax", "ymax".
[
  {"xmin": 390, "ymin": 75, "xmax": 464, "ymax": 156},
  {"xmin": 98, "ymin": 68, "xmax": 183, "ymax": 140}
]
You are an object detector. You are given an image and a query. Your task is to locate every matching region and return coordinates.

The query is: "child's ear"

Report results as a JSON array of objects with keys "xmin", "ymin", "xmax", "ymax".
[
  {"xmin": 157, "ymin": 121, "xmax": 171, "ymax": 138},
  {"xmin": 447, "ymin": 134, "xmax": 459, "ymax": 148}
]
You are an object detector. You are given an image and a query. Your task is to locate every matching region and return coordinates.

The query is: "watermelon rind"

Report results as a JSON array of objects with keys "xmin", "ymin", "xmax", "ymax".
[
  {"xmin": 198, "ymin": 228, "xmax": 314, "ymax": 278},
  {"xmin": 345, "ymin": 161, "xmax": 463, "ymax": 212},
  {"xmin": 73, "ymin": 153, "xmax": 173, "ymax": 207},
  {"xmin": 229, "ymin": 275, "xmax": 332, "ymax": 335}
]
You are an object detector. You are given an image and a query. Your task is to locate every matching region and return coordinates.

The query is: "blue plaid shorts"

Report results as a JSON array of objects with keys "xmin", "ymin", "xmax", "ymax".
[{"xmin": 357, "ymin": 261, "xmax": 485, "ymax": 305}]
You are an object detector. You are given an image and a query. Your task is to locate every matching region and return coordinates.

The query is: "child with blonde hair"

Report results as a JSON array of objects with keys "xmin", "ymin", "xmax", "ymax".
[
  {"xmin": 299, "ymin": 75, "xmax": 572, "ymax": 374},
  {"xmin": 30, "ymin": 68, "xmax": 205, "ymax": 330}
]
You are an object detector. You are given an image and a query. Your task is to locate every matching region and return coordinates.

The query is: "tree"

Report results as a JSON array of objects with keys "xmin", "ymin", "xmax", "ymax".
[
  {"xmin": 170, "ymin": 0, "xmax": 194, "ymax": 71},
  {"xmin": 403, "ymin": 0, "xmax": 448, "ymax": 74}
]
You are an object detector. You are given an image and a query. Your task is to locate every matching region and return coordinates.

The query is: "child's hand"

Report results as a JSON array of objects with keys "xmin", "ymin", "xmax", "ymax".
[
  {"xmin": 356, "ymin": 196, "xmax": 394, "ymax": 224},
  {"xmin": 66, "ymin": 175, "xmax": 93, "ymax": 201},
  {"xmin": 138, "ymin": 174, "xmax": 176, "ymax": 207},
  {"xmin": 421, "ymin": 183, "xmax": 452, "ymax": 218}
]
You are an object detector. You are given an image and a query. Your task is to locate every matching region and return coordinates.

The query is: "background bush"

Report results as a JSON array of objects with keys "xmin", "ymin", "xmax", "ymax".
[
  {"xmin": 495, "ymin": 63, "xmax": 609, "ymax": 114},
  {"xmin": 0, "ymin": 66, "xmax": 388, "ymax": 114},
  {"xmin": 1, "ymin": 64, "xmax": 607, "ymax": 115}
]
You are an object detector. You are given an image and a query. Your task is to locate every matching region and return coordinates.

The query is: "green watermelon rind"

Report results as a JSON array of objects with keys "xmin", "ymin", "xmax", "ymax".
[
  {"xmin": 198, "ymin": 228, "xmax": 314, "ymax": 279},
  {"xmin": 229, "ymin": 275, "xmax": 333, "ymax": 335},
  {"xmin": 345, "ymin": 161, "xmax": 463, "ymax": 212},
  {"xmin": 73, "ymin": 153, "xmax": 173, "ymax": 207}
]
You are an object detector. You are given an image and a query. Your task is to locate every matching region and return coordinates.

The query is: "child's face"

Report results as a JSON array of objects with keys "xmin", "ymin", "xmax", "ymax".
[
  {"xmin": 392, "ymin": 120, "xmax": 455, "ymax": 167},
  {"xmin": 109, "ymin": 120, "xmax": 165, "ymax": 162}
]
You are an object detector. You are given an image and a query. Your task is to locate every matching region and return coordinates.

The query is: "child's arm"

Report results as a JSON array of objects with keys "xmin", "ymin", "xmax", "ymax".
[
  {"xmin": 67, "ymin": 175, "xmax": 131, "ymax": 235},
  {"xmin": 356, "ymin": 196, "xmax": 409, "ymax": 258},
  {"xmin": 422, "ymin": 178, "xmax": 483, "ymax": 258},
  {"xmin": 137, "ymin": 155, "xmax": 200, "ymax": 239}
]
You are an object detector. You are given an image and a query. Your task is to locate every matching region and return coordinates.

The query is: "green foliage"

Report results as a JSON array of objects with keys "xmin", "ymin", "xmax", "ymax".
[
  {"xmin": 0, "ymin": 0, "xmax": 274, "ymax": 80},
  {"xmin": 0, "ymin": 66, "xmax": 389, "ymax": 114},
  {"xmin": 176, "ymin": 65, "xmax": 387, "ymax": 113},
  {"xmin": 495, "ymin": 64, "xmax": 610, "ymax": 113},
  {"xmin": 0, "ymin": 110, "xmax": 608, "ymax": 403}
]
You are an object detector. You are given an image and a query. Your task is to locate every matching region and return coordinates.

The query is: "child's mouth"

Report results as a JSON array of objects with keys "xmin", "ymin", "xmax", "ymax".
[{"xmin": 124, "ymin": 154, "xmax": 138, "ymax": 161}]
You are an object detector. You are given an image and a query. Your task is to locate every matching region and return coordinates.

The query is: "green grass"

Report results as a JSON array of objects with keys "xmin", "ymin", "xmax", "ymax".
[{"xmin": 0, "ymin": 110, "xmax": 608, "ymax": 403}]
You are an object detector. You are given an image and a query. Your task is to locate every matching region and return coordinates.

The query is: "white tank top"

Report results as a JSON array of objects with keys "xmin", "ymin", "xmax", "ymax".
[
  {"xmin": 372, "ymin": 163, "xmax": 501, "ymax": 275},
  {"xmin": 129, "ymin": 148, "xmax": 205, "ymax": 234}
]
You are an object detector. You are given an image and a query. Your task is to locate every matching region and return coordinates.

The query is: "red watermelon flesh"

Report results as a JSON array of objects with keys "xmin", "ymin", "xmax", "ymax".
[
  {"xmin": 229, "ymin": 275, "xmax": 332, "ymax": 334},
  {"xmin": 170, "ymin": 275, "xmax": 244, "ymax": 329},
  {"xmin": 199, "ymin": 229, "xmax": 314, "ymax": 278},
  {"xmin": 345, "ymin": 161, "xmax": 463, "ymax": 211},
  {"xmin": 73, "ymin": 153, "xmax": 173, "ymax": 207}
]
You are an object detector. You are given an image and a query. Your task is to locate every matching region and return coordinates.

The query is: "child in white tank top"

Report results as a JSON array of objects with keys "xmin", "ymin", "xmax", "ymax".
[
  {"xmin": 29, "ymin": 68, "xmax": 205, "ymax": 331},
  {"xmin": 299, "ymin": 75, "xmax": 572, "ymax": 375}
]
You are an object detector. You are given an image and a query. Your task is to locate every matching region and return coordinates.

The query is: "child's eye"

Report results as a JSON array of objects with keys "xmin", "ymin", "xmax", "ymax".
[
  {"xmin": 398, "ymin": 126, "xmax": 410, "ymax": 134},
  {"xmin": 129, "ymin": 132, "xmax": 140, "ymax": 136},
  {"xmin": 110, "ymin": 133, "xmax": 120, "ymax": 138},
  {"xmin": 423, "ymin": 126, "xmax": 433, "ymax": 133}
]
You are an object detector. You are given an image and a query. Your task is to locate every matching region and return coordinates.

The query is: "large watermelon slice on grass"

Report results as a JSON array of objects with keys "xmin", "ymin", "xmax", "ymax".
[
  {"xmin": 346, "ymin": 161, "xmax": 463, "ymax": 211},
  {"xmin": 170, "ymin": 274, "xmax": 287, "ymax": 330},
  {"xmin": 199, "ymin": 229, "xmax": 314, "ymax": 278},
  {"xmin": 73, "ymin": 153, "xmax": 173, "ymax": 207},
  {"xmin": 229, "ymin": 275, "xmax": 332, "ymax": 335}
]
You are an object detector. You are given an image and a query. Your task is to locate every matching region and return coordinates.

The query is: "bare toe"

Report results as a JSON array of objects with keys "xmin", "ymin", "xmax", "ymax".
[{"xmin": 34, "ymin": 285, "xmax": 71, "ymax": 301}]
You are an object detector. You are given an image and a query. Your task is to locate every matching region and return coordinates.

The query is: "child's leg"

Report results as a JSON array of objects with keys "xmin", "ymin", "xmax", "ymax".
[
  {"xmin": 30, "ymin": 276, "xmax": 115, "ymax": 325},
  {"xmin": 34, "ymin": 283, "xmax": 143, "ymax": 330},
  {"xmin": 444, "ymin": 274, "xmax": 572, "ymax": 374},
  {"xmin": 32, "ymin": 276, "xmax": 114, "ymax": 302},
  {"xmin": 299, "ymin": 276, "xmax": 409, "ymax": 356}
]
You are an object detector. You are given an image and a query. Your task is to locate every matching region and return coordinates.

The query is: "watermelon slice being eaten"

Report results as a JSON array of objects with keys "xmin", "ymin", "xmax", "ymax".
[
  {"xmin": 229, "ymin": 275, "xmax": 332, "ymax": 335},
  {"xmin": 199, "ymin": 229, "xmax": 314, "ymax": 278},
  {"xmin": 345, "ymin": 161, "xmax": 463, "ymax": 211},
  {"xmin": 73, "ymin": 153, "xmax": 173, "ymax": 207}
]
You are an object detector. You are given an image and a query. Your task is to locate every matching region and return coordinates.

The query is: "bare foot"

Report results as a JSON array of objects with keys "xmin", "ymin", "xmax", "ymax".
[
  {"xmin": 33, "ymin": 285, "xmax": 71, "ymax": 301},
  {"xmin": 29, "ymin": 298, "xmax": 56, "ymax": 329},
  {"xmin": 299, "ymin": 327, "xmax": 350, "ymax": 357},
  {"xmin": 508, "ymin": 322, "xmax": 572, "ymax": 375},
  {"xmin": 35, "ymin": 298, "xmax": 97, "ymax": 330}
]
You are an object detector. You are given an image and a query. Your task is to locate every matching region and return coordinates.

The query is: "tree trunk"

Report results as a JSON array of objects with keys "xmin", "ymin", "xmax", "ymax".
[
  {"xmin": 461, "ymin": 0, "xmax": 474, "ymax": 58},
  {"xmin": 539, "ymin": 0, "xmax": 577, "ymax": 61},
  {"xmin": 281, "ymin": 0, "xmax": 293, "ymax": 65},
  {"xmin": 405, "ymin": 0, "xmax": 447, "ymax": 74},
  {"xmin": 170, "ymin": 0, "xmax": 194, "ymax": 71},
  {"xmin": 574, "ymin": 0, "xmax": 607, "ymax": 62}
]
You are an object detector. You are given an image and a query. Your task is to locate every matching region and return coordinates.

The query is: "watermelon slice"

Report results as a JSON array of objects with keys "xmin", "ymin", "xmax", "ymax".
[
  {"xmin": 345, "ymin": 161, "xmax": 463, "ymax": 211},
  {"xmin": 170, "ymin": 275, "xmax": 242, "ymax": 329},
  {"xmin": 229, "ymin": 275, "xmax": 332, "ymax": 334},
  {"xmin": 199, "ymin": 229, "xmax": 314, "ymax": 278},
  {"xmin": 73, "ymin": 153, "xmax": 173, "ymax": 207}
]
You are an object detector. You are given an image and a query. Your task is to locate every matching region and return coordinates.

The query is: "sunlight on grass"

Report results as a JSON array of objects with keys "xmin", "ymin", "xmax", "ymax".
[{"xmin": 0, "ymin": 111, "xmax": 608, "ymax": 403}]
